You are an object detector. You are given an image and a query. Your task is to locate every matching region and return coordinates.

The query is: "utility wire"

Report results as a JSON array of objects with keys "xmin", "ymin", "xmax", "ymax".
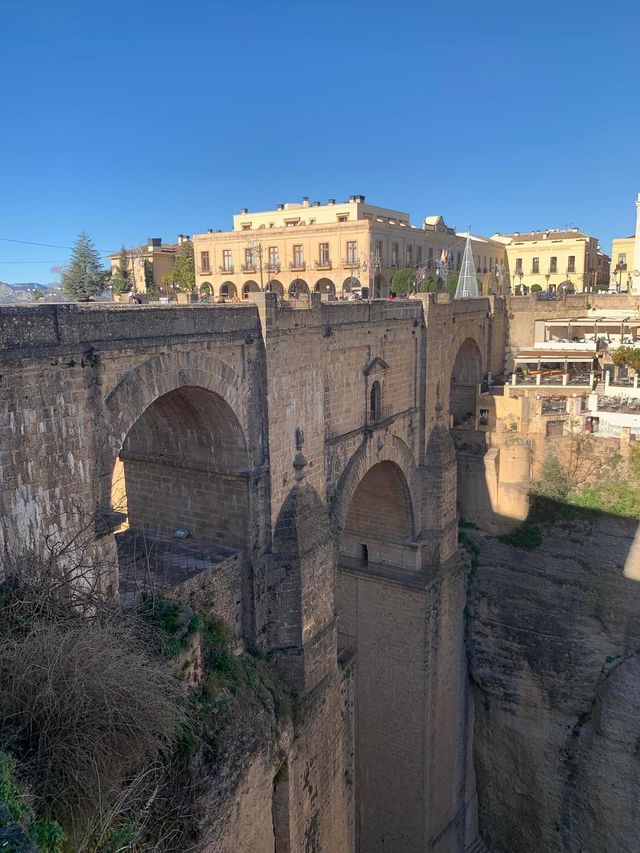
[{"xmin": 0, "ymin": 236, "xmax": 115, "ymax": 255}]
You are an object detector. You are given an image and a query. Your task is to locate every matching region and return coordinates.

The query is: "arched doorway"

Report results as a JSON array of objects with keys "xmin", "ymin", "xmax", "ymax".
[
  {"xmin": 450, "ymin": 337, "xmax": 483, "ymax": 426},
  {"xmin": 242, "ymin": 280, "xmax": 260, "ymax": 299},
  {"xmin": 374, "ymin": 274, "xmax": 387, "ymax": 298},
  {"xmin": 343, "ymin": 276, "xmax": 359, "ymax": 298},
  {"xmin": 114, "ymin": 386, "xmax": 250, "ymax": 611},
  {"xmin": 267, "ymin": 279, "xmax": 284, "ymax": 295},
  {"xmin": 220, "ymin": 281, "xmax": 237, "ymax": 300},
  {"xmin": 335, "ymin": 460, "xmax": 419, "ymax": 850},
  {"xmin": 315, "ymin": 278, "xmax": 336, "ymax": 298},
  {"xmin": 200, "ymin": 281, "xmax": 212, "ymax": 299},
  {"xmin": 289, "ymin": 278, "xmax": 309, "ymax": 298}
]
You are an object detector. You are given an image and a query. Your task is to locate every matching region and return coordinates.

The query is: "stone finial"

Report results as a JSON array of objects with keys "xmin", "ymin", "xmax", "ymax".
[{"xmin": 293, "ymin": 426, "xmax": 308, "ymax": 482}]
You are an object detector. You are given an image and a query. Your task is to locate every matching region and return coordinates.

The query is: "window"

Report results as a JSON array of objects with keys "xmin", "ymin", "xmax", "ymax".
[
  {"xmin": 391, "ymin": 243, "xmax": 399, "ymax": 266},
  {"xmin": 618, "ymin": 253, "xmax": 627, "ymax": 268},
  {"xmin": 360, "ymin": 543, "xmax": 369, "ymax": 568},
  {"xmin": 550, "ymin": 256, "xmax": 557, "ymax": 273},
  {"xmin": 417, "ymin": 246, "xmax": 423, "ymax": 264},
  {"xmin": 369, "ymin": 380, "xmax": 382, "ymax": 422},
  {"xmin": 337, "ymin": 214, "xmax": 348, "ymax": 222},
  {"xmin": 406, "ymin": 245, "xmax": 413, "ymax": 265},
  {"xmin": 268, "ymin": 246, "xmax": 279, "ymax": 268},
  {"xmin": 244, "ymin": 248, "xmax": 254, "ymax": 269},
  {"xmin": 515, "ymin": 258, "xmax": 523, "ymax": 273},
  {"xmin": 319, "ymin": 242, "xmax": 330, "ymax": 265},
  {"xmin": 568, "ymin": 255, "xmax": 576, "ymax": 273},
  {"xmin": 200, "ymin": 251, "xmax": 210, "ymax": 272},
  {"xmin": 222, "ymin": 249, "xmax": 232, "ymax": 271},
  {"xmin": 532, "ymin": 257, "xmax": 540, "ymax": 274},
  {"xmin": 293, "ymin": 244, "xmax": 304, "ymax": 266},
  {"xmin": 241, "ymin": 224, "xmax": 251, "ymax": 230},
  {"xmin": 346, "ymin": 241, "xmax": 358, "ymax": 265},
  {"xmin": 375, "ymin": 240, "xmax": 383, "ymax": 262}
]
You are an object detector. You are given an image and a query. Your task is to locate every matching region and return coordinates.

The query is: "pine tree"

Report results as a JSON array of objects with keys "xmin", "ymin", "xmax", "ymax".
[
  {"xmin": 62, "ymin": 233, "xmax": 106, "ymax": 301},
  {"xmin": 111, "ymin": 247, "xmax": 131, "ymax": 296},
  {"xmin": 172, "ymin": 241, "xmax": 196, "ymax": 293}
]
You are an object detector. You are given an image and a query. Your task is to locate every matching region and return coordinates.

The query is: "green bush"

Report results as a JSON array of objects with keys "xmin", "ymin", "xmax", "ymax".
[{"xmin": 498, "ymin": 522, "xmax": 543, "ymax": 549}]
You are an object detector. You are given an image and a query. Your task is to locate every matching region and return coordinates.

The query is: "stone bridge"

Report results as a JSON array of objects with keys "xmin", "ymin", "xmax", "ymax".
[{"xmin": 0, "ymin": 292, "xmax": 506, "ymax": 853}]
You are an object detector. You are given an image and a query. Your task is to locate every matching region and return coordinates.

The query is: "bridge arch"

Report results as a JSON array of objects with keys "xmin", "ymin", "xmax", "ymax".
[
  {"xmin": 449, "ymin": 336, "xmax": 483, "ymax": 426},
  {"xmin": 102, "ymin": 352, "xmax": 252, "ymax": 513}
]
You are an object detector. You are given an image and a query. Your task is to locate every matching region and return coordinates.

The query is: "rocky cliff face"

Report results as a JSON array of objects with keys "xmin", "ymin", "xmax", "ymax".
[{"xmin": 467, "ymin": 513, "xmax": 640, "ymax": 853}]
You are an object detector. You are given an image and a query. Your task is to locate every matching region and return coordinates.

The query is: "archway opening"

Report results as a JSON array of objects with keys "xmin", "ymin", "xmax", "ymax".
[
  {"xmin": 315, "ymin": 278, "xmax": 336, "ymax": 298},
  {"xmin": 374, "ymin": 274, "xmax": 387, "ymax": 298},
  {"xmin": 200, "ymin": 281, "xmax": 212, "ymax": 298},
  {"xmin": 369, "ymin": 380, "xmax": 382, "ymax": 422},
  {"xmin": 243, "ymin": 280, "xmax": 260, "ymax": 298},
  {"xmin": 268, "ymin": 279, "xmax": 284, "ymax": 295},
  {"xmin": 335, "ymin": 459, "xmax": 418, "ymax": 849},
  {"xmin": 450, "ymin": 337, "xmax": 483, "ymax": 426},
  {"xmin": 289, "ymin": 278, "xmax": 309, "ymax": 298},
  {"xmin": 343, "ymin": 276, "xmax": 360, "ymax": 298},
  {"xmin": 113, "ymin": 386, "xmax": 250, "ymax": 605},
  {"xmin": 220, "ymin": 281, "xmax": 237, "ymax": 300}
]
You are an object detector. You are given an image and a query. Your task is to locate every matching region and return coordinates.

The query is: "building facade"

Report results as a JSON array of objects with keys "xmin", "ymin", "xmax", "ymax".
[
  {"xmin": 610, "ymin": 192, "xmax": 640, "ymax": 292},
  {"xmin": 192, "ymin": 196, "xmax": 507, "ymax": 300},
  {"xmin": 109, "ymin": 236, "xmax": 186, "ymax": 294},
  {"xmin": 495, "ymin": 229, "xmax": 607, "ymax": 293}
]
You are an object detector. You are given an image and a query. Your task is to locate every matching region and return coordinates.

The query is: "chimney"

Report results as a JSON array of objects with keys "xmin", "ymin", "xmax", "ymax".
[
  {"xmin": 207, "ymin": 228, "xmax": 214, "ymax": 234},
  {"xmin": 348, "ymin": 195, "xmax": 355, "ymax": 202},
  {"xmin": 241, "ymin": 207, "xmax": 248, "ymax": 214},
  {"xmin": 354, "ymin": 194, "xmax": 366, "ymax": 203},
  {"xmin": 147, "ymin": 237, "xmax": 162, "ymax": 249},
  {"xmin": 303, "ymin": 196, "xmax": 310, "ymax": 206},
  {"xmin": 277, "ymin": 203, "xmax": 285, "ymax": 211},
  {"xmin": 328, "ymin": 198, "xmax": 336, "ymax": 205}
]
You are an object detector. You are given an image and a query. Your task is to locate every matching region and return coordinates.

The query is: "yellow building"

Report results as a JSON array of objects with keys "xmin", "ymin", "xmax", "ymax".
[
  {"xmin": 192, "ymin": 196, "xmax": 507, "ymax": 300},
  {"xmin": 494, "ymin": 229, "xmax": 606, "ymax": 293},
  {"xmin": 610, "ymin": 192, "xmax": 640, "ymax": 292},
  {"xmin": 109, "ymin": 236, "xmax": 185, "ymax": 294}
]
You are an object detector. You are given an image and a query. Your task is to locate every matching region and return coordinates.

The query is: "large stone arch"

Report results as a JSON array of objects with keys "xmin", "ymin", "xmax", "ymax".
[
  {"xmin": 330, "ymin": 433, "xmax": 419, "ymax": 543},
  {"xmin": 101, "ymin": 351, "xmax": 251, "ymax": 511}
]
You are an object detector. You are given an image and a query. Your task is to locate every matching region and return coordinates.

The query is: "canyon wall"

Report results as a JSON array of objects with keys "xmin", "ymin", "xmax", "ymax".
[{"xmin": 467, "ymin": 513, "xmax": 640, "ymax": 853}]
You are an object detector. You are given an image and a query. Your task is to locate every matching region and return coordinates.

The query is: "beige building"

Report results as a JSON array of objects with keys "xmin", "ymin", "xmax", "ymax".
[
  {"xmin": 495, "ymin": 228, "xmax": 608, "ymax": 293},
  {"xmin": 610, "ymin": 192, "xmax": 640, "ymax": 292},
  {"xmin": 192, "ymin": 196, "xmax": 507, "ymax": 300},
  {"xmin": 109, "ymin": 236, "xmax": 186, "ymax": 294}
]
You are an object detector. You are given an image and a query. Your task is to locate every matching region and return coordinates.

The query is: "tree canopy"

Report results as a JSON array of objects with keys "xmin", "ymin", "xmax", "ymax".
[
  {"xmin": 111, "ymin": 247, "xmax": 131, "ymax": 296},
  {"xmin": 62, "ymin": 233, "xmax": 106, "ymax": 302},
  {"xmin": 390, "ymin": 267, "xmax": 416, "ymax": 295},
  {"xmin": 171, "ymin": 241, "xmax": 196, "ymax": 293}
]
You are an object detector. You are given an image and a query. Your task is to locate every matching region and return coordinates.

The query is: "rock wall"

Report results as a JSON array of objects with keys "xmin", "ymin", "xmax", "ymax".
[{"xmin": 467, "ymin": 514, "xmax": 640, "ymax": 853}]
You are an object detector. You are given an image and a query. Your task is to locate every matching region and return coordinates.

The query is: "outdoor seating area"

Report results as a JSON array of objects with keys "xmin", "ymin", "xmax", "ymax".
[{"xmin": 597, "ymin": 395, "xmax": 640, "ymax": 414}]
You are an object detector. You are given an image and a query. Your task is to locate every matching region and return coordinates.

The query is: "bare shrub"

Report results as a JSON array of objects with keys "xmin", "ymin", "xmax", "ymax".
[{"xmin": 0, "ymin": 612, "xmax": 185, "ymax": 839}]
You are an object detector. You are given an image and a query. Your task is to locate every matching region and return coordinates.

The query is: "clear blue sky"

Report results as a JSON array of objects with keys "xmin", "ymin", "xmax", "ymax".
[{"xmin": 1, "ymin": 0, "xmax": 639, "ymax": 283}]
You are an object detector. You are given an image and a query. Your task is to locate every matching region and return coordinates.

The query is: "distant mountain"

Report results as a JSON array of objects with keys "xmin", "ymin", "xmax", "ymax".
[{"xmin": 0, "ymin": 281, "xmax": 52, "ymax": 291}]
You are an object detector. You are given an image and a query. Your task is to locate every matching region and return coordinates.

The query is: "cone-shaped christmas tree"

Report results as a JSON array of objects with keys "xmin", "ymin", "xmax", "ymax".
[{"xmin": 454, "ymin": 235, "xmax": 479, "ymax": 299}]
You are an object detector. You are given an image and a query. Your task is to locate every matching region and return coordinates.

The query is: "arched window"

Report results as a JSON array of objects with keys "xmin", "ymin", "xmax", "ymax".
[
  {"xmin": 369, "ymin": 381, "xmax": 382, "ymax": 422},
  {"xmin": 360, "ymin": 543, "xmax": 369, "ymax": 568}
]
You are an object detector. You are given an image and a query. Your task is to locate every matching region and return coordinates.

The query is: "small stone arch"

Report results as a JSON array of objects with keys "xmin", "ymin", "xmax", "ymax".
[
  {"xmin": 243, "ymin": 280, "xmax": 260, "ymax": 298},
  {"xmin": 315, "ymin": 278, "xmax": 336, "ymax": 297},
  {"xmin": 200, "ymin": 281, "xmax": 212, "ymax": 297},
  {"xmin": 220, "ymin": 281, "xmax": 237, "ymax": 299},
  {"xmin": 289, "ymin": 278, "xmax": 309, "ymax": 298}
]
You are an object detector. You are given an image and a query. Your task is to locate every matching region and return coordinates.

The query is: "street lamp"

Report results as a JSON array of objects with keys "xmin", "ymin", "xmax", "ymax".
[
  {"xmin": 518, "ymin": 271, "xmax": 524, "ymax": 294},
  {"xmin": 545, "ymin": 273, "xmax": 550, "ymax": 292}
]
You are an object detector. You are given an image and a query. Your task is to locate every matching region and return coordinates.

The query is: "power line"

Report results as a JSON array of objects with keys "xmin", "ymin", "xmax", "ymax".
[{"xmin": 0, "ymin": 236, "xmax": 115, "ymax": 255}]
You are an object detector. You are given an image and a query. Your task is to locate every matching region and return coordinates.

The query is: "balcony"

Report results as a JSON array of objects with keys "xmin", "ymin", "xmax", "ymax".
[
  {"xmin": 289, "ymin": 261, "xmax": 306, "ymax": 271},
  {"xmin": 199, "ymin": 267, "xmax": 211, "ymax": 275},
  {"xmin": 218, "ymin": 265, "xmax": 234, "ymax": 274},
  {"xmin": 315, "ymin": 259, "xmax": 332, "ymax": 270},
  {"xmin": 343, "ymin": 258, "xmax": 361, "ymax": 269},
  {"xmin": 265, "ymin": 262, "xmax": 281, "ymax": 274},
  {"xmin": 241, "ymin": 263, "xmax": 257, "ymax": 274}
]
